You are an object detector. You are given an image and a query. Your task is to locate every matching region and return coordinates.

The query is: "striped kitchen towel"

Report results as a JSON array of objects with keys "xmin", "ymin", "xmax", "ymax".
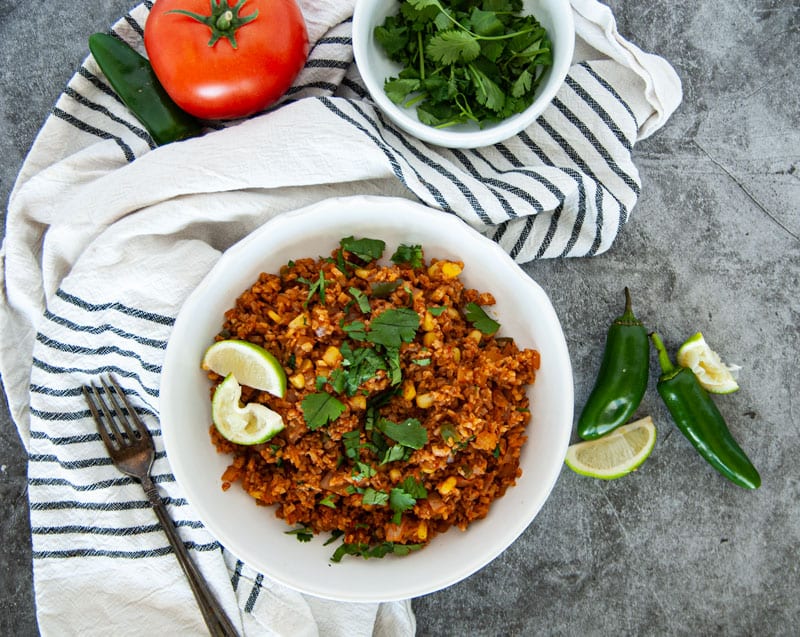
[{"xmin": 0, "ymin": 0, "xmax": 681, "ymax": 635}]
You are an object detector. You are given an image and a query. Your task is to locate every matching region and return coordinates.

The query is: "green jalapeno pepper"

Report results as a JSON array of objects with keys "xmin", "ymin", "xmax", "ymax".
[
  {"xmin": 650, "ymin": 332, "xmax": 760, "ymax": 490},
  {"xmin": 88, "ymin": 33, "xmax": 201, "ymax": 146},
  {"xmin": 577, "ymin": 288, "xmax": 649, "ymax": 440}
]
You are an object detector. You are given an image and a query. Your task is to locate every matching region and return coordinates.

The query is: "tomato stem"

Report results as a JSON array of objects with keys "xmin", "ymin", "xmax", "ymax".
[{"xmin": 167, "ymin": 0, "xmax": 258, "ymax": 50}]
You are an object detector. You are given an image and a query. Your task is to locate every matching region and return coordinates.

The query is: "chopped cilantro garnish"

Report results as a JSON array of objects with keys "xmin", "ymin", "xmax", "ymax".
[
  {"xmin": 391, "ymin": 244, "xmax": 423, "ymax": 268},
  {"xmin": 302, "ymin": 392, "xmax": 346, "ymax": 430},
  {"xmin": 330, "ymin": 541, "xmax": 423, "ymax": 562},
  {"xmin": 427, "ymin": 306, "xmax": 447, "ymax": 316},
  {"xmin": 285, "ymin": 527, "xmax": 314, "ymax": 542},
  {"xmin": 341, "ymin": 319, "xmax": 368, "ymax": 341},
  {"xmin": 371, "ymin": 280, "xmax": 403, "ymax": 298},
  {"xmin": 319, "ymin": 494, "xmax": 337, "ymax": 508},
  {"xmin": 348, "ymin": 287, "xmax": 371, "ymax": 313},
  {"xmin": 340, "ymin": 236, "xmax": 386, "ymax": 262},
  {"xmin": 342, "ymin": 429, "xmax": 362, "ymax": 460},
  {"xmin": 376, "ymin": 417, "xmax": 428, "ymax": 450},
  {"xmin": 465, "ymin": 302, "xmax": 500, "ymax": 335},
  {"xmin": 389, "ymin": 476, "xmax": 428, "ymax": 524},
  {"xmin": 352, "ymin": 460, "xmax": 376, "ymax": 482},
  {"xmin": 366, "ymin": 307, "xmax": 420, "ymax": 349},
  {"xmin": 362, "ymin": 487, "xmax": 389, "ymax": 507},
  {"xmin": 413, "ymin": 358, "xmax": 431, "ymax": 366},
  {"xmin": 297, "ymin": 270, "xmax": 328, "ymax": 307},
  {"xmin": 380, "ymin": 444, "xmax": 410, "ymax": 465}
]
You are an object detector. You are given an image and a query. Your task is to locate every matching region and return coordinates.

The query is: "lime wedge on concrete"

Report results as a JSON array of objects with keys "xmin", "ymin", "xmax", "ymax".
[
  {"xmin": 211, "ymin": 374, "xmax": 285, "ymax": 445},
  {"xmin": 202, "ymin": 339, "xmax": 286, "ymax": 397},
  {"xmin": 677, "ymin": 332, "xmax": 740, "ymax": 394},
  {"xmin": 565, "ymin": 416, "xmax": 656, "ymax": 479}
]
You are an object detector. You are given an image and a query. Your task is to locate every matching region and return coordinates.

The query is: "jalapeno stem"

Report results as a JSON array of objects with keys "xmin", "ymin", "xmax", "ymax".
[{"xmin": 650, "ymin": 332, "xmax": 677, "ymax": 375}]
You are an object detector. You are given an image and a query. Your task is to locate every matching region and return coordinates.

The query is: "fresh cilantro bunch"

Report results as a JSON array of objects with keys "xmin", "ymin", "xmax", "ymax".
[{"xmin": 375, "ymin": 0, "xmax": 553, "ymax": 129}]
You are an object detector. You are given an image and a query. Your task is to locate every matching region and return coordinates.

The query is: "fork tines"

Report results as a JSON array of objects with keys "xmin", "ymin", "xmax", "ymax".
[{"xmin": 82, "ymin": 375, "xmax": 152, "ymax": 452}]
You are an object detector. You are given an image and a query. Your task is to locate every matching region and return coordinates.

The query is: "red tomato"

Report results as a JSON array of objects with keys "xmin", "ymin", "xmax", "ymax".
[{"xmin": 144, "ymin": 0, "xmax": 309, "ymax": 120}]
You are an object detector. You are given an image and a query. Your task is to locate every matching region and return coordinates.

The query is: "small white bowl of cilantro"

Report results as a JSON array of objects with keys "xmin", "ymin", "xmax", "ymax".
[{"xmin": 353, "ymin": 0, "xmax": 575, "ymax": 148}]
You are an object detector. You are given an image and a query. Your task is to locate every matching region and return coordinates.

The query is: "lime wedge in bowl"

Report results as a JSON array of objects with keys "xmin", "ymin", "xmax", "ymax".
[
  {"xmin": 676, "ymin": 332, "xmax": 740, "ymax": 394},
  {"xmin": 202, "ymin": 339, "xmax": 287, "ymax": 397},
  {"xmin": 211, "ymin": 374, "xmax": 285, "ymax": 445},
  {"xmin": 565, "ymin": 416, "xmax": 656, "ymax": 479}
]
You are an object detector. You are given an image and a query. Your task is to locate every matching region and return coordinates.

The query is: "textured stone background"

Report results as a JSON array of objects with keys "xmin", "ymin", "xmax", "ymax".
[{"xmin": 1, "ymin": 1, "xmax": 798, "ymax": 635}]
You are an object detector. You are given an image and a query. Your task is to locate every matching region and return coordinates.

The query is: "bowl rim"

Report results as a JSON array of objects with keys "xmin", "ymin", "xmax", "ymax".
[
  {"xmin": 352, "ymin": 0, "xmax": 576, "ymax": 148},
  {"xmin": 159, "ymin": 194, "xmax": 574, "ymax": 601}
]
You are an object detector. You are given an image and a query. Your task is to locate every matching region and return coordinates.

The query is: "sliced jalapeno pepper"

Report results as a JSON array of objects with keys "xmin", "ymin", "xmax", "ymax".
[
  {"xmin": 88, "ymin": 33, "xmax": 202, "ymax": 146},
  {"xmin": 577, "ymin": 288, "xmax": 649, "ymax": 440},
  {"xmin": 650, "ymin": 332, "xmax": 760, "ymax": 489}
]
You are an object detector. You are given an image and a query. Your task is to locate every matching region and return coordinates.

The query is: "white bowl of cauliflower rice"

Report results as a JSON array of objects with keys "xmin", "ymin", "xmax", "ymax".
[{"xmin": 160, "ymin": 195, "xmax": 573, "ymax": 602}]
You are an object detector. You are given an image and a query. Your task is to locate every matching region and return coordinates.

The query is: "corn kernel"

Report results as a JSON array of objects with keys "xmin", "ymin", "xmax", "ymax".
[
  {"xmin": 389, "ymin": 468, "xmax": 402, "ymax": 482},
  {"xmin": 417, "ymin": 521, "xmax": 428, "ymax": 541},
  {"xmin": 423, "ymin": 332, "xmax": 437, "ymax": 348},
  {"xmin": 452, "ymin": 347, "xmax": 461, "ymax": 363},
  {"xmin": 289, "ymin": 372, "xmax": 306, "ymax": 389},
  {"xmin": 422, "ymin": 311, "xmax": 436, "ymax": 331},
  {"xmin": 438, "ymin": 476, "xmax": 457, "ymax": 495},
  {"xmin": 402, "ymin": 380, "xmax": 416, "ymax": 401},
  {"xmin": 355, "ymin": 268, "xmax": 371, "ymax": 280},
  {"xmin": 427, "ymin": 262, "xmax": 441, "ymax": 277},
  {"xmin": 349, "ymin": 394, "xmax": 367, "ymax": 410},
  {"xmin": 440, "ymin": 261, "xmax": 463, "ymax": 279},
  {"xmin": 300, "ymin": 358, "xmax": 313, "ymax": 372},
  {"xmin": 266, "ymin": 310, "xmax": 281, "ymax": 323},
  {"xmin": 467, "ymin": 329, "xmax": 483, "ymax": 343},
  {"xmin": 322, "ymin": 345, "xmax": 342, "ymax": 367},
  {"xmin": 416, "ymin": 393, "xmax": 434, "ymax": 409},
  {"xmin": 288, "ymin": 313, "xmax": 307, "ymax": 329},
  {"xmin": 446, "ymin": 307, "xmax": 460, "ymax": 319}
]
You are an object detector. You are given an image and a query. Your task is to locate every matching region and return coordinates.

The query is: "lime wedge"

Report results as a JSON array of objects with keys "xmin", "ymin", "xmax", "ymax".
[
  {"xmin": 565, "ymin": 416, "xmax": 656, "ymax": 479},
  {"xmin": 211, "ymin": 374, "xmax": 285, "ymax": 445},
  {"xmin": 676, "ymin": 332, "xmax": 740, "ymax": 394},
  {"xmin": 202, "ymin": 339, "xmax": 287, "ymax": 397}
]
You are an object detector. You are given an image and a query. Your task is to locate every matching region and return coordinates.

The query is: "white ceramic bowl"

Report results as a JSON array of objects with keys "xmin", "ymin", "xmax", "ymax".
[
  {"xmin": 160, "ymin": 195, "xmax": 573, "ymax": 602},
  {"xmin": 352, "ymin": 0, "xmax": 575, "ymax": 148}
]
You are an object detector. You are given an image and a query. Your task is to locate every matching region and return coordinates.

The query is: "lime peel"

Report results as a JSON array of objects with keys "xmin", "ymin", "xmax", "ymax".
[
  {"xmin": 211, "ymin": 374, "xmax": 285, "ymax": 445},
  {"xmin": 565, "ymin": 416, "xmax": 656, "ymax": 480},
  {"xmin": 202, "ymin": 339, "xmax": 287, "ymax": 397},
  {"xmin": 676, "ymin": 332, "xmax": 740, "ymax": 394}
]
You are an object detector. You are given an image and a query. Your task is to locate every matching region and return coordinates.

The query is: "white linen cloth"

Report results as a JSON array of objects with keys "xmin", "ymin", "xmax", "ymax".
[{"xmin": 0, "ymin": 0, "xmax": 681, "ymax": 634}]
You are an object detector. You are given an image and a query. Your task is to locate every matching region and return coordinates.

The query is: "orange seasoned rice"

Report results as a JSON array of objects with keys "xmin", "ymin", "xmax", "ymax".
[{"xmin": 206, "ymin": 238, "xmax": 540, "ymax": 559}]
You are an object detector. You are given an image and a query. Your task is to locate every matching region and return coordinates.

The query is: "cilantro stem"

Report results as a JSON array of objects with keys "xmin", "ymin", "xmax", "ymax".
[
  {"xmin": 418, "ymin": 30, "xmax": 425, "ymax": 80},
  {"xmin": 427, "ymin": 0, "xmax": 542, "ymax": 42}
]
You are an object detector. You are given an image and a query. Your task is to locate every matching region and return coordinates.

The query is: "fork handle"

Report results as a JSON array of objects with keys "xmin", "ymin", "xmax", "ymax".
[{"xmin": 141, "ymin": 476, "xmax": 240, "ymax": 637}]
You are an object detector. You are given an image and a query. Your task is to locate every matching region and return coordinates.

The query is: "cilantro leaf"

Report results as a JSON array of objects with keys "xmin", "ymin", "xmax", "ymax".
[
  {"xmin": 297, "ymin": 270, "xmax": 328, "ymax": 307},
  {"xmin": 376, "ymin": 417, "xmax": 428, "ymax": 449},
  {"xmin": 399, "ymin": 476, "xmax": 428, "ymax": 499},
  {"xmin": 465, "ymin": 302, "xmax": 500, "ymax": 335},
  {"xmin": 389, "ymin": 488, "xmax": 417, "ymax": 524},
  {"xmin": 342, "ymin": 320, "xmax": 368, "ymax": 341},
  {"xmin": 319, "ymin": 494, "xmax": 337, "ymax": 508},
  {"xmin": 371, "ymin": 280, "xmax": 403, "ymax": 298},
  {"xmin": 427, "ymin": 30, "xmax": 481, "ymax": 64},
  {"xmin": 349, "ymin": 287, "xmax": 371, "ymax": 313},
  {"xmin": 340, "ymin": 236, "xmax": 386, "ymax": 262},
  {"xmin": 302, "ymin": 392, "xmax": 346, "ymax": 430},
  {"xmin": 342, "ymin": 429, "xmax": 362, "ymax": 460},
  {"xmin": 367, "ymin": 308, "xmax": 420, "ymax": 348},
  {"xmin": 391, "ymin": 243, "xmax": 424, "ymax": 268},
  {"xmin": 362, "ymin": 488, "xmax": 389, "ymax": 506},
  {"xmin": 330, "ymin": 541, "xmax": 423, "ymax": 562},
  {"xmin": 285, "ymin": 527, "xmax": 314, "ymax": 542}
]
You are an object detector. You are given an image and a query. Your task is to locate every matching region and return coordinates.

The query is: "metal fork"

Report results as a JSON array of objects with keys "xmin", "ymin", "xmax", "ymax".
[{"xmin": 83, "ymin": 375, "xmax": 239, "ymax": 637}]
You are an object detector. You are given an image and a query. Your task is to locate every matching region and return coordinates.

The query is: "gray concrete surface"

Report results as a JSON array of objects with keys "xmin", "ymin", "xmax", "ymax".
[{"xmin": 1, "ymin": 1, "xmax": 798, "ymax": 635}]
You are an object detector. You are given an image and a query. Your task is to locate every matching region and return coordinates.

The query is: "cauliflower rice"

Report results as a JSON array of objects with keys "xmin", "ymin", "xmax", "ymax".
[{"xmin": 206, "ymin": 237, "xmax": 540, "ymax": 560}]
